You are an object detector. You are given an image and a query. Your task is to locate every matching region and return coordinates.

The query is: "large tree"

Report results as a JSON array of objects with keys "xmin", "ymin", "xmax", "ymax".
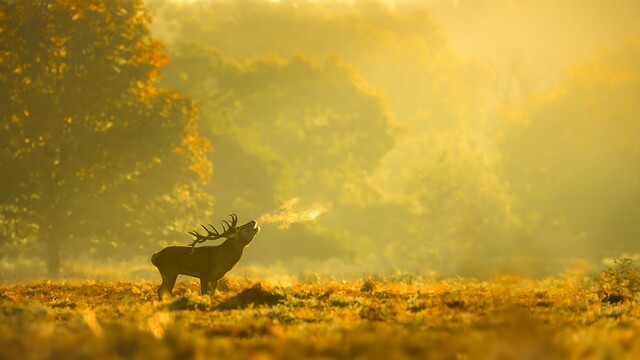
[{"xmin": 0, "ymin": 0, "xmax": 212, "ymax": 277}]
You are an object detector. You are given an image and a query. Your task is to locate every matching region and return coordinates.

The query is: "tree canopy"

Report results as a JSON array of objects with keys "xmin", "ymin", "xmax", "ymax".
[
  {"xmin": 499, "ymin": 42, "xmax": 640, "ymax": 262},
  {"xmin": 3, "ymin": 0, "xmax": 638, "ymax": 279},
  {"xmin": 148, "ymin": 0, "xmax": 505, "ymax": 273},
  {"xmin": 0, "ymin": 0, "xmax": 212, "ymax": 277}
]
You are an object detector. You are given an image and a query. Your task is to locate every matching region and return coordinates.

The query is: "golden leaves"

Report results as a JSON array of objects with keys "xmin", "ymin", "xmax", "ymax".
[
  {"xmin": 189, "ymin": 159, "xmax": 212, "ymax": 185},
  {"xmin": 185, "ymin": 134, "xmax": 212, "ymax": 153},
  {"xmin": 183, "ymin": 134, "xmax": 213, "ymax": 184}
]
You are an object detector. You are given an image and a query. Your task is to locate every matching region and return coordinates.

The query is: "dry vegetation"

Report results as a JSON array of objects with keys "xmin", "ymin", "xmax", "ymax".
[{"xmin": 2, "ymin": 262, "xmax": 640, "ymax": 359}]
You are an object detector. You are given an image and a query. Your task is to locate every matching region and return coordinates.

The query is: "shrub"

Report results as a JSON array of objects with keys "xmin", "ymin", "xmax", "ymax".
[{"xmin": 596, "ymin": 257, "xmax": 640, "ymax": 303}]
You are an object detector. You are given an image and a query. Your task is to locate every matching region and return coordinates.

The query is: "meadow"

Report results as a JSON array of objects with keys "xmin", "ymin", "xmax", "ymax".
[{"xmin": 2, "ymin": 261, "xmax": 640, "ymax": 359}]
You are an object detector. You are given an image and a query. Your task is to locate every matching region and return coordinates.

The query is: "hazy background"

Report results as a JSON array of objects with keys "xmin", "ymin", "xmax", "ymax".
[{"xmin": 2, "ymin": 0, "xmax": 639, "ymax": 281}]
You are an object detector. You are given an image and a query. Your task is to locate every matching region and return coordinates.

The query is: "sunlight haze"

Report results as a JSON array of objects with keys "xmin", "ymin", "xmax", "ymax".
[{"xmin": 3, "ymin": 0, "xmax": 640, "ymax": 281}]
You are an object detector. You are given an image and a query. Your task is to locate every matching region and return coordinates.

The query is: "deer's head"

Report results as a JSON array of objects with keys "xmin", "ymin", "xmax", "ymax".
[
  {"xmin": 228, "ymin": 219, "xmax": 260, "ymax": 247},
  {"xmin": 188, "ymin": 214, "xmax": 260, "ymax": 250}
]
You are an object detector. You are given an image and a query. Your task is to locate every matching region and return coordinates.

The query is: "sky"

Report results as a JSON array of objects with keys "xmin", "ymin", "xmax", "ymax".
[{"xmin": 430, "ymin": 0, "xmax": 640, "ymax": 92}]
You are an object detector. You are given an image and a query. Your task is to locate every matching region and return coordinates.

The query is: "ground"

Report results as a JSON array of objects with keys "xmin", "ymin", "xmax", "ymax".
[{"xmin": 1, "ymin": 274, "xmax": 639, "ymax": 359}]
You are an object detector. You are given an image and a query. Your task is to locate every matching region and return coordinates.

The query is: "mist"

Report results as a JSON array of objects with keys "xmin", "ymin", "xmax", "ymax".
[{"xmin": 2, "ymin": 0, "xmax": 639, "ymax": 281}]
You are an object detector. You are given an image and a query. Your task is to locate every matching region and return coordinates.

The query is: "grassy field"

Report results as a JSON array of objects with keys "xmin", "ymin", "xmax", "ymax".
[{"xmin": 1, "ymin": 268, "xmax": 640, "ymax": 359}]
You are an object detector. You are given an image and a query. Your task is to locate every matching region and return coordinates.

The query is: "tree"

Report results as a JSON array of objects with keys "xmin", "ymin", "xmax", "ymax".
[
  {"xmin": 159, "ymin": 42, "xmax": 397, "ymax": 262},
  {"xmin": 403, "ymin": 130, "xmax": 519, "ymax": 275},
  {"xmin": 148, "ymin": 0, "xmax": 504, "ymax": 274},
  {"xmin": 148, "ymin": 0, "xmax": 483, "ymax": 132},
  {"xmin": 499, "ymin": 42, "xmax": 640, "ymax": 262},
  {"xmin": 0, "ymin": 0, "xmax": 212, "ymax": 277}
]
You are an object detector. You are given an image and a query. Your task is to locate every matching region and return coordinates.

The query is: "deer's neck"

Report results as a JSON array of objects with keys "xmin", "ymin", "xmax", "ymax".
[{"xmin": 218, "ymin": 239, "xmax": 245, "ymax": 269}]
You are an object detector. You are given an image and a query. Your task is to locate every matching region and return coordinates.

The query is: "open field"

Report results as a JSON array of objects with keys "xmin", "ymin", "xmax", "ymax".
[{"xmin": 1, "ymin": 273, "xmax": 640, "ymax": 360}]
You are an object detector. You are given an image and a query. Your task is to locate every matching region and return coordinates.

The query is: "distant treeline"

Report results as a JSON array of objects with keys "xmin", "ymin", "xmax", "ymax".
[{"xmin": 1, "ymin": 0, "xmax": 639, "ymax": 279}]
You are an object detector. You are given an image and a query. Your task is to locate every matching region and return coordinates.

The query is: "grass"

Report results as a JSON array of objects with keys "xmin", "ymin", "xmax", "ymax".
[{"xmin": 1, "ymin": 270, "xmax": 640, "ymax": 359}]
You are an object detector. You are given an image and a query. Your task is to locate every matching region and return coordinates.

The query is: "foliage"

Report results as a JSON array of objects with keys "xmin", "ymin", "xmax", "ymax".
[
  {"xmin": 157, "ymin": 36, "xmax": 398, "ymax": 263},
  {"xmin": 149, "ymin": 0, "xmax": 484, "ymax": 130},
  {"xmin": 3, "ymin": 0, "xmax": 639, "ymax": 281},
  {"xmin": 0, "ymin": 0, "xmax": 213, "ymax": 275},
  {"xmin": 162, "ymin": 44, "xmax": 396, "ymax": 206},
  {"xmin": 146, "ymin": 0, "xmax": 518, "ymax": 273},
  {"xmin": 597, "ymin": 257, "xmax": 640, "ymax": 303},
  {"xmin": 499, "ymin": 42, "xmax": 640, "ymax": 261},
  {"xmin": 381, "ymin": 129, "xmax": 519, "ymax": 275},
  {"xmin": 3, "ymin": 276, "xmax": 640, "ymax": 359}
]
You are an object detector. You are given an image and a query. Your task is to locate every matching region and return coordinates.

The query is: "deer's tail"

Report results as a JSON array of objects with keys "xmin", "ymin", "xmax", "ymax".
[{"xmin": 151, "ymin": 252, "xmax": 160, "ymax": 267}]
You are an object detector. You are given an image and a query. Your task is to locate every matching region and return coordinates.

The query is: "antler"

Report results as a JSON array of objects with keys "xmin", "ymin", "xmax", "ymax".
[{"xmin": 188, "ymin": 214, "xmax": 238, "ymax": 252}]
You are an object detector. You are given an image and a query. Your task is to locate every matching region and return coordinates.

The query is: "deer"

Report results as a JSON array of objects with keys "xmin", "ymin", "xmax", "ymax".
[{"xmin": 151, "ymin": 214, "xmax": 260, "ymax": 300}]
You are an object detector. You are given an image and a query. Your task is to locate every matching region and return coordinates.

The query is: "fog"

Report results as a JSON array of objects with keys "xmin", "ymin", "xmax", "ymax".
[{"xmin": 2, "ymin": 0, "xmax": 639, "ymax": 281}]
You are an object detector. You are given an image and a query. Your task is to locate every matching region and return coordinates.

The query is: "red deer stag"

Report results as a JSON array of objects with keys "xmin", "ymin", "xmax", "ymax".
[{"xmin": 151, "ymin": 214, "xmax": 260, "ymax": 300}]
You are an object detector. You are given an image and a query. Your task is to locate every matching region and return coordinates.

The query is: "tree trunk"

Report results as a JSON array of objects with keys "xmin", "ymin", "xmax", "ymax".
[{"xmin": 47, "ymin": 233, "xmax": 60, "ymax": 278}]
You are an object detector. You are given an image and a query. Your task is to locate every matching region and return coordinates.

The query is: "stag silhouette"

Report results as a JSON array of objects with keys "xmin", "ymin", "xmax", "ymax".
[{"xmin": 151, "ymin": 214, "xmax": 260, "ymax": 300}]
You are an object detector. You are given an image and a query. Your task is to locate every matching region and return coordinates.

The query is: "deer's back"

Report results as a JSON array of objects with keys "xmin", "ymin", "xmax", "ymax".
[{"xmin": 151, "ymin": 246, "xmax": 213, "ymax": 274}]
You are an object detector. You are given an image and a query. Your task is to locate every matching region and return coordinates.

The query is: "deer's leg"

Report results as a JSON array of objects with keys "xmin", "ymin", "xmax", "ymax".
[
  {"xmin": 200, "ymin": 276, "xmax": 210, "ymax": 295},
  {"xmin": 158, "ymin": 272, "xmax": 178, "ymax": 301},
  {"xmin": 166, "ymin": 273, "xmax": 178, "ymax": 293},
  {"xmin": 209, "ymin": 279, "xmax": 219, "ymax": 295}
]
